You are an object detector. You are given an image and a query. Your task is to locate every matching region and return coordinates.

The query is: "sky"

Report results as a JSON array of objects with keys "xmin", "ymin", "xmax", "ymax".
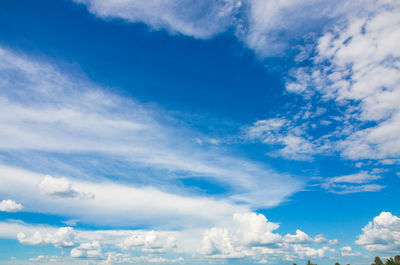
[{"xmin": 0, "ymin": 0, "xmax": 399, "ymax": 264}]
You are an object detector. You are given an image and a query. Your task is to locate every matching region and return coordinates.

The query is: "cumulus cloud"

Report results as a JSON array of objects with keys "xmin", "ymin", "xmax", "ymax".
[
  {"xmin": 284, "ymin": 230, "xmax": 326, "ymax": 244},
  {"xmin": 39, "ymin": 175, "xmax": 94, "ymax": 199},
  {"xmin": 233, "ymin": 212, "xmax": 282, "ymax": 246},
  {"xmin": 119, "ymin": 230, "xmax": 176, "ymax": 253},
  {"xmin": 356, "ymin": 211, "xmax": 400, "ymax": 252},
  {"xmin": 317, "ymin": 171, "xmax": 385, "ymax": 194},
  {"xmin": 291, "ymin": 245, "xmax": 335, "ymax": 259},
  {"xmin": 198, "ymin": 212, "xmax": 337, "ymax": 261},
  {"xmin": 340, "ymin": 246, "xmax": 361, "ymax": 257},
  {"xmin": 71, "ymin": 241, "xmax": 104, "ymax": 259},
  {"xmin": 17, "ymin": 227, "xmax": 76, "ymax": 248},
  {"xmin": 0, "ymin": 199, "xmax": 23, "ymax": 212},
  {"xmin": 1, "ymin": 213, "xmax": 340, "ymax": 263}
]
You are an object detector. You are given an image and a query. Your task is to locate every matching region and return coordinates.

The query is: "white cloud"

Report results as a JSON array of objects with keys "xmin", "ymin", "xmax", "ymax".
[
  {"xmin": 233, "ymin": 212, "xmax": 282, "ymax": 246},
  {"xmin": 197, "ymin": 212, "xmax": 337, "ymax": 261},
  {"xmin": 17, "ymin": 227, "xmax": 76, "ymax": 248},
  {"xmin": 291, "ymin": 245, "xmax": 335, "ymax": 259},
  {"xmin": 318, "ymin": 171, "xmax": 384, "ymax": 194},
  {"xmin": 0, "ymin": 213, "xmax": 340, "ymax": 263},
  {"xmin": 340, "ymin": 246, "xmax": 361, "ymax": 257},
  {"xmin": 0, "ymin": 199, "xmax": 23, "ymax": 212},
  {"xmin": 284, "ymin": 230, "xmax": 326, "ymax": 244},
  {"xmin": 73, "ymin": 0, "xmax": 242, "ymax": 39},
  {"xmin": 39, "ymin": 175, "xmax": 94, "ymax": 199},
  {"xmin": 356, "ymin": 211, "xmax": 400, "ymax": 252},
  {"xmin": 285, "ymin": 1, "xmax": 400, "ymax": 162},
  {"xmin": 245, "ymin": 119, "xmax": 317, "ymax": 161},
  {"xmin": 198, "ymin": 227, "xmax": 248, "ymax": 258},
  {"xmin": 29, "ymin": 255, "xmax": 46, "ymax": 261},
  {"xmin": 71, "ymin": 241, "xmax": 104, "ymax": 259},
  {"xmin": 0, "ymin": 164, "xmax": 247, "ymax": 228},
  {"xmin": 0, "ymin": 47, "xmax": 302, "ymax": 216},
  {"xmin": 328, "ymin": 239, "xmax": 339, "ymax": 246},
  {"xmin": 71, "ymin": 0, "xmax": 387, "ymax": 57},
  {"xmin": 119, "ymin": 230, "xmax": 176, "ymax": 253},
  {"xmin": 98, "ymin": 252, "xmax": 184, "ymax": 265}
]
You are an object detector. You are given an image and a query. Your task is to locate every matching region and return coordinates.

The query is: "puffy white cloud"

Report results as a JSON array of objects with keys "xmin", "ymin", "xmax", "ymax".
[
  {"xmin": 284, "ymin": 230, "xmax": 326, "ymax": 244},
  {"xmin": 71, "ymin": 241, "xmax": 104, "ymax": 259},
  {"xmin": 17, "ymin": 227, "xmax": 76, "ymax": 248},
  {"xmin": 233, "ymin": 212, "xmax": 282, "ymax": 246},
  {"xmin": 340, "ymin": 246, "xmax": 361, "ymax": 257},
  {"xmin": 119, "ymin": 230, "xmax": 176, "ymax": 253},
  {"xmin": 39, "ymin": 175, "xmax": 94, "ymax": 199},
  {"xmin": 291, "ymin": 245, "xmax": 335, "ymax": 259},
  {"xmin": 0, "ymin": 214, "xmax": 340, "ymax": 263},
  {"xmin": 197, "ymin": 227, "xmax": 246, "ymax": 258},
  {"xmin": 356, "ymin": 211, "xmax": 400, "ymax": 252},
  {"xmin": 318, "ymin": 171, "xmax": 385, "ymax": 194},
  {"xmin": 198, "ymin": 212, "xmax": 337, "ymax": 261},
  {"xmin": 0, "ymin": 199, "xmax": 23, "ymax": 212}
]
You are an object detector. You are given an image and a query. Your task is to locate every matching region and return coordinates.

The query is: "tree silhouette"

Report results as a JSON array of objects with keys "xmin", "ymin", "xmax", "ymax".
[
  {"xmin": 385, "ymin": 255, "xmax": 400, "ymax": 265},
  {"xmin": 372, "ymin": 256, "xmax": 384, "ymax": 265}
]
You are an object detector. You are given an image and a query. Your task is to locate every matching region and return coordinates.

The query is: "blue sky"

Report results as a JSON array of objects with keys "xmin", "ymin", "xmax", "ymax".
[{"xmin": 0, "ymin": 0, "xmax": 399, "ymax": 264}]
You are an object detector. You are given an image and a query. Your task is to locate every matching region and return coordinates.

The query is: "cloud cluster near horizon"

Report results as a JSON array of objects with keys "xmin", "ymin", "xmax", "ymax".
[
  {"xmin": 2, "ymin": 211, "xmax": 399, "ymax": 264},
  {"xmin": 0, "ymin": 212, "xmax": 341, "ymax": 263}
]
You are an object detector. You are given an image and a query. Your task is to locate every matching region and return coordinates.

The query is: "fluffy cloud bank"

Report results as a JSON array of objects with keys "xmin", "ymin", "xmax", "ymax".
[
  {"xmin": 0, "ymin": 199, "xmax": 23, "ymax": 212},
  {"xmin": 0, "ymin": 213, "xmax": 339, "ymax": 264},
  {"xmin": 18, "ymin": 227, "xmax": 76, "ymax": 248},
  {"xmin": 356, "ymin": 211, "xmax": 400, "ymax": 252},
  {"xmin": 198, "ymin": 212, "xmax": 336, "ymax": 261}
]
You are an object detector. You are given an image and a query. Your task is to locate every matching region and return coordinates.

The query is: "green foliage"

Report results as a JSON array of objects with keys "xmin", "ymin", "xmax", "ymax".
[
  {"xmin": 371, "ymin": 255, "xmax": 400, "ymax": 265},
  {"xmin": 385, "ymin": 255, "xmax": 400, "ymax": 265},
  {"xmin": 373, "ymin": 256, "xmax": 384, "ymax": 265}
]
